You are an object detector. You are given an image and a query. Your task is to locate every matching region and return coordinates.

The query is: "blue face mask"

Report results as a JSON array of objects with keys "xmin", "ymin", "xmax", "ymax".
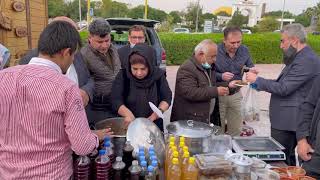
[{"xmin": 202, "ymin": 62, "xmax": 211, "ymax": 69}]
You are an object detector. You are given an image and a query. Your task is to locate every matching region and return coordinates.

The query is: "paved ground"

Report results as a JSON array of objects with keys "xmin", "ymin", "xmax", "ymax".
[{"xmin": 163, "ymin": 64, "xmax": 285, "ymax": 136}]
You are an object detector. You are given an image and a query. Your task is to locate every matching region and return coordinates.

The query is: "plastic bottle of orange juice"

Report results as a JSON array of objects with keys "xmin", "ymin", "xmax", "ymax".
[
  {"xmin": 165, "ymin": 146, "xmax": 177, "ymax": 176},
  {"xmin": 183, "ymin": 157, "xmax": 198, "ymax": 180},
  {"xmin": 167, "ymin": 158, "xmax": 181, "ymax": 180},
  {"xmin": 181, "ymin": 151, "xmax": 190, "ymax": 180},
  {"xmin": 166, "ymin": 151, "xmax": 179, "ymax": 177}
]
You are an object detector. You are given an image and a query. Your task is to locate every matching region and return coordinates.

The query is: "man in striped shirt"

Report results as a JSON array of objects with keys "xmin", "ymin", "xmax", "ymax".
[{"xmin": 0, "ymin": 21, "xmax": 99, "ymax": 179}]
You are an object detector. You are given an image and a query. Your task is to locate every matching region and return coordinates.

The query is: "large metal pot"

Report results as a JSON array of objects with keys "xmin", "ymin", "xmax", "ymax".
[
  {"xmin": 166, "ymin": 120, "xmax": 221, "ymax": 155},
  {"xmin": 95, "ymin": 117, "xmax": 127, "ymax": 156}
]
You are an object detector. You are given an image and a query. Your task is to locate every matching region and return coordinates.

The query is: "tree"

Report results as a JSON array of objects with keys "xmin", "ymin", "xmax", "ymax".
[
  {"xmin": 185, "ymin": 2, "xmax": 203, "ymax": 30},
  {"xmin": 257, "ymin": 17, "xmax": 279, "ymax": 32},
  {"xmin": 216, "ymin": 11, "xmax": 230, "ymax": 17},
  {"xmin": 48, "ymin": 0, "xmax": 65, "ymax": 18},
  {"xmin": 128, "ymin": 5, "xmax": 168, "ymax": 22},
  {"xmin": 99, "ymin": 0, "xmax": 112, "ymax": 18},
  {"xmin": 169, "ymin": 11, "xmax": 182, "ymax": 24},
  {"xmin": 108, "ymin": 1, "xmax": 129, "ymax": 18},
  {"xmin": 227, "ymin": 10, "xmax": 248, "ymax": 27},
  {"xmin": 263, "ymin": 11, "xmax": 294, "ymax": 18},
  {"xmin": 295, "ymin": 13, "xmax": 311, "ymax": 27}
]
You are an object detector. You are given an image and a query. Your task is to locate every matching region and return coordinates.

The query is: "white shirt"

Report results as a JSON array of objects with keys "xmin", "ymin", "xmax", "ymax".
[{"xmin": 29, "ymin": 58, "xmax": 79, "ymax": 85}]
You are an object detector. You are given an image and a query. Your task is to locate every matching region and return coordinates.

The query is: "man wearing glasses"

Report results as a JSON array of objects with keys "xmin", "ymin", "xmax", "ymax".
[{"xmin": 118, "ymin": 25, "xmax": 156, "ymax": 68}]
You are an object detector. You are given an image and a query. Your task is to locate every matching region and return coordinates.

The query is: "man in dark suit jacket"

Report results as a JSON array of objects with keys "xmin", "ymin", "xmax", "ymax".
[
  {"xmin": 246, "ymin": 23, "xmax": 320, "ymax": 166},
  {"xmin": 118, "ymin": 25, "xmax": 156, "ymax": 68}
]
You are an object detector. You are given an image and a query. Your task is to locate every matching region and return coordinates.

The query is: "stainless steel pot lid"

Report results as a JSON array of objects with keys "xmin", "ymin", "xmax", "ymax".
[
  {"xmin": 95, "ymin": 117, "xmax": 127, "ymax": 137},
  {"xmin": 126, "ymin": 118, "xmax": 165, "ymax": 166},
  {"xmin": 166, "ymin": 120, "xmax": 214, "ymax": 138}
]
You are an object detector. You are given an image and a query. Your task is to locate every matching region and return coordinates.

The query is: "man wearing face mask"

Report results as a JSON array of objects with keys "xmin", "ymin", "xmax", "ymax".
[
  {"xmin": 170, "ymin": 39, "xmax": 238, "ymax": 123},
  {"xmin": 81, "ymin": 18, "xmax": 121, "ymax": 124},
  {"xmin": 246, "ymin": 23, "xmax": 320, "ymax": 166},
  {"xmin": 215, "ymin": 26, "xmax": 257, "ymax": 136}
]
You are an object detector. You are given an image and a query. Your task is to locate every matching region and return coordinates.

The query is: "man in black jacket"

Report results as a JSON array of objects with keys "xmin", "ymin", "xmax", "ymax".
[
  {"xmin": 297, "ymin": 75, "xmax": 320, "ymax": 179},
  {"xmin": 118, "ymin": 25, "xmax": 156, "ymax": 68}
]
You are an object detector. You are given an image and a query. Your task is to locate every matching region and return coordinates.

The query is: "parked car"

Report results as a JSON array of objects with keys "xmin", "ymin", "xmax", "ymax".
[
  {"xmin": 241, "ymin": 29, "xmax": 252, "ymax": 34},
  {"xmin": 173, "ymin": 28, "xmax": 190, "ymax": 33},
  {"xmin": 312, "ymin": 31, "xmax": 320, "ymax": 35},
  {"xmin": 106, "ymin": 18, "xmax": 166, "ymax": 71}
]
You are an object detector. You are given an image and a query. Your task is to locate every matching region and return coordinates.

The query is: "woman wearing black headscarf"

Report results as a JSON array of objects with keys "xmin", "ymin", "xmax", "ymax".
[{"xmin": 111, "ymin": 44, "xmax": 172, "ymax": 131}]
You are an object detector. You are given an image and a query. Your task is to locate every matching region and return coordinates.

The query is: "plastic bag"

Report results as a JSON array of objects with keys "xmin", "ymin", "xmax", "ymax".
[{"xmin": 241, "ymin": 86, "xmax": 260, "ymax": 122}]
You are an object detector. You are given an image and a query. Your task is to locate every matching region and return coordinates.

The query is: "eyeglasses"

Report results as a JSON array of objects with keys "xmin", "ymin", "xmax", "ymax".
[{"xmin": 130, "ymin": 36, "xmax": 145, "ymax": 40}]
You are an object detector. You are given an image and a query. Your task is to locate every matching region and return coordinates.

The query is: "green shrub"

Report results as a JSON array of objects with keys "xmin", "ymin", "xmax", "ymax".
[
  {"xmin": 79, "ymin": 31, "xmax": 320, "ymax": 65},
  {"xmin": 159, "ymin": 33, "xmax": 320, "ymax": 65}
]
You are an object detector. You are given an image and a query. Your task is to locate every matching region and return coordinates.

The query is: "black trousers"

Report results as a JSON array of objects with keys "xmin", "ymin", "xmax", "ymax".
[
  {"xmin": 302, "ymin": 151, "xmax": 320, "ymax": 179},
  {"xmin": 271, "ymin": 128, "xmax": 297, "ymax": 166}
]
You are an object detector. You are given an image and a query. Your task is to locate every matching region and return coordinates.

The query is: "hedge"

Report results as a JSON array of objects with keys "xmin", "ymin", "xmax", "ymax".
[
  {"xmin": 79, "ymin": 31, "xmax": 320, "ymax": 65},
  {"xmin": 159, "ymin": 33, "xmax": 320, "ymax": 65}
]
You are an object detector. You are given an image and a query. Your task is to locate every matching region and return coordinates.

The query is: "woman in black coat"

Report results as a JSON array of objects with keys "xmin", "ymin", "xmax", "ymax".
[{"xmin": 111, "ymin": 44, "xmax": 172, "ymax": 131}]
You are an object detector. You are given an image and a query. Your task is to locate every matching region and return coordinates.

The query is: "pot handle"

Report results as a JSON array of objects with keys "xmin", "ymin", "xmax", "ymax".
[
  {"xmin": 187, "ymin": 120, "xmax": 194, "ymax": 127},
  {"xmin": 210, "ymin": 123, "xmax": 219, "ymax": 135}
]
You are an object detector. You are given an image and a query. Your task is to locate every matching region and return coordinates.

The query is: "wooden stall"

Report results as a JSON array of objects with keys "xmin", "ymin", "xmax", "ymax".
[{"xmin": 0, "ymin": 0, "xmax": 48, "ymax": 66}]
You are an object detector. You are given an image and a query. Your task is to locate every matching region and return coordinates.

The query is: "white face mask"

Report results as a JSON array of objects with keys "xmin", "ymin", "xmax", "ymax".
[{"xmin": 130, "ymin": 44, "xmax": 136, "ymax": 48}]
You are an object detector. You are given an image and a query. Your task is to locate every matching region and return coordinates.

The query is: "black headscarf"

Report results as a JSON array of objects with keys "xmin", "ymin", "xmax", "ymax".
[{"xmin": 126, "ymin": 44, "xmax": 164, "ymax": 87}]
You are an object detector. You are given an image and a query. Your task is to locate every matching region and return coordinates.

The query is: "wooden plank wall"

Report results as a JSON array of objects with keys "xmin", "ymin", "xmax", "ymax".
[{"xmin": 0, "ymin": 0, "xmax": 47, "ymax": 66}]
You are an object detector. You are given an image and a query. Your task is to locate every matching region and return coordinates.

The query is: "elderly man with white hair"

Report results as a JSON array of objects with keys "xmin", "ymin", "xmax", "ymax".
[
  {"xmin": 170, "ymin": 39, "xmax": 238, "ymax": 124},
  {"xmin": 246, "ymin": 23, "xmax": 320, "ymax": 166}
]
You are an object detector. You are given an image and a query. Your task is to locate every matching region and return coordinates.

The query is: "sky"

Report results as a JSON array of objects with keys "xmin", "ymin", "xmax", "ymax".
[{"xmin": 114, "ymin": 0, "xmax": 318, "ymax": 15}]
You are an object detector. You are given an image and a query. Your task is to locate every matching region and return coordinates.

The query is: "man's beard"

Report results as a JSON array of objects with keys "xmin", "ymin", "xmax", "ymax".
[{"xmin": 283, "ymin": 45, "xmax": 297, "ymax": 65}]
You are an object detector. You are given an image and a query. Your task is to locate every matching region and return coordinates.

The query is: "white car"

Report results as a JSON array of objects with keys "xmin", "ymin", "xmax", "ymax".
[
  {"xmin": 241, "ymin": 29, "xmax": 252, "ymax": 34},
  {"xmin": 173, "ymin": 28, "xmax": 190, "ymax": 33}
]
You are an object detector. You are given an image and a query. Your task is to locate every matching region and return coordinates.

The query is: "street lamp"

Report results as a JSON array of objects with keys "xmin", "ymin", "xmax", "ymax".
[
  {"xmin": 195, "ymin": 0, "xmax": 200, "ymax": 32},
  {"xmin": 280, "ymin": 0, "xmax": 286, "ymax": 30},
  {"xmin": 144, "ymin": 0, "xmax": 148, "ymax": 19},
  {"xmin": 79, "ymin": 0, "xmax": 82, "ymax": 24}
]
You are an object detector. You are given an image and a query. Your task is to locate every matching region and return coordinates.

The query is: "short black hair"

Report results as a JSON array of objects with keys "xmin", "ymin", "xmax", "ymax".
[
  {"xmin": 89, "ymin": 18, "xmax": 111, "ymax": 38},
  {"xmin": 223, "ymin": 26, "xmax": 242, "ymax": 39},
  {"xmin": 129, "ymin": 25, "xmax": 146, "ymax": 36},
  {"xmin": 38, "ymin": 21, "xmax": 81, "ymax": 56}
]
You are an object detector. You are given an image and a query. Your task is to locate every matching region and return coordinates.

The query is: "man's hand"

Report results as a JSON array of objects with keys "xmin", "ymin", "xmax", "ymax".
[
  {"xmin": 222, "ymin": 72, "xmax": 234, "ymax": 81},
  {"xmin": 93, "ymin": 128, "xmax": 114, "ymax": 141},
  {"xmin": 124, "ymin": 115, "xmax": 135, "ymax": 127},
  {"xmin": 79, "ymin": 89, "xmax": 89, "ymax": 106},
  {"xmin": 297, "ymin": 138, "xmax": 314, "ymax": 161},
  {"xmin": 228, "ymin": 80, "xmax": 241, "ymax": 88},
  {"xmin": 249, "ymin": 67, "xmax": 259, "ymax": 74},
  {"xmin": 148, "ymin": 112, "xmax": 159, "ymax": 122},
  {"xmin": 217, "ymin": 87, "xmax": 229, "ymax": 96},
  {"xmin": 246, "ymin": 72, "xmax": 258, "ymax": 83}
]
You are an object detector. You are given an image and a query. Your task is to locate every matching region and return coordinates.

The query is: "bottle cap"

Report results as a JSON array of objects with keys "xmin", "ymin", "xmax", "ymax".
[
  {"xmin": 104, "ymin": 141, "xmax": 110, "ymax": 147},
  {"xmin": 104, "ymin": 136, "xmax": 110, "ymax": 142},
  {"xmin": 179, "ymin": 141, "xmax": 185, "ymax": 147},
  {"xmin": 149, "ymin": 151, "xmax": 155, "ymax": 157},
  {"xmin": 99, "ymin": 149, "xmax": 106, "ymax": 155},
  {"xmin": 151, "ymin": 155, "xmax": 157, "ymax": 161},
  {"xmin": 149, "ymin": 145, "xmax": 155, "ymax": 151},
  {"xmin": 183, "ymin": 151, "xmax": 190, "ymax": 158},
  {"xmin": 138, "ymin": 151, "xmax": 145, "ymax": 157},
  {"xmin": 147, "ymin": 165, "xmax": 154, "ymax": 172},
  {"xmin": 172, "ymin": 158, "xmax": 179, "ymax": 164},
  {"xmin": 139, "ymin": 156, "xmax": 146, "ymax": 161},
  {"xmin": 171, "ymin": 146, "xmax": 177, "ymax": 151},
  {"xmin": 189, "ymin": 157, "xmax": 195, "ymax": 164},
  {"xmin": 116, "ymin": 156, "xmax": 122, "ymax": 161},
  {"xmin": 151, "ymin": 160, "xmax": 158, "ymax": 167},
  {"xmin": 179, "ymin": 136, "xmax": 185, "ymax": 142},
  {"xmin": 169, "ymin": 136, "xmax": 175, "ymax": 142},
  {"xmin": 139, "ymin": 146, "xmax": 144, "ymax": 152},
  {"xmin": 141, "ymin": 160, "xmax": 147, "ymax": 167},
  {"xmin": 169, "ymin": 142, "xmax": 175, "ymax": 147},
  {"xmin": 183, "ymin": 146, "xmax": 189, "ymax": 152},
  {"xmin": 132, "ymin": 160, "xmax": 138, "ymax": 165},
  {"xmin": 173, "ymin": 151, "xmax": 179, "ymax": 158}
]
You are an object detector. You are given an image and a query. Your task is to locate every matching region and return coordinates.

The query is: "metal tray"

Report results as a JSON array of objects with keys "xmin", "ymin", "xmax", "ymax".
[{"xmin": 232, "ymin": 136, "xmax": 285, "ymax": 151}]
